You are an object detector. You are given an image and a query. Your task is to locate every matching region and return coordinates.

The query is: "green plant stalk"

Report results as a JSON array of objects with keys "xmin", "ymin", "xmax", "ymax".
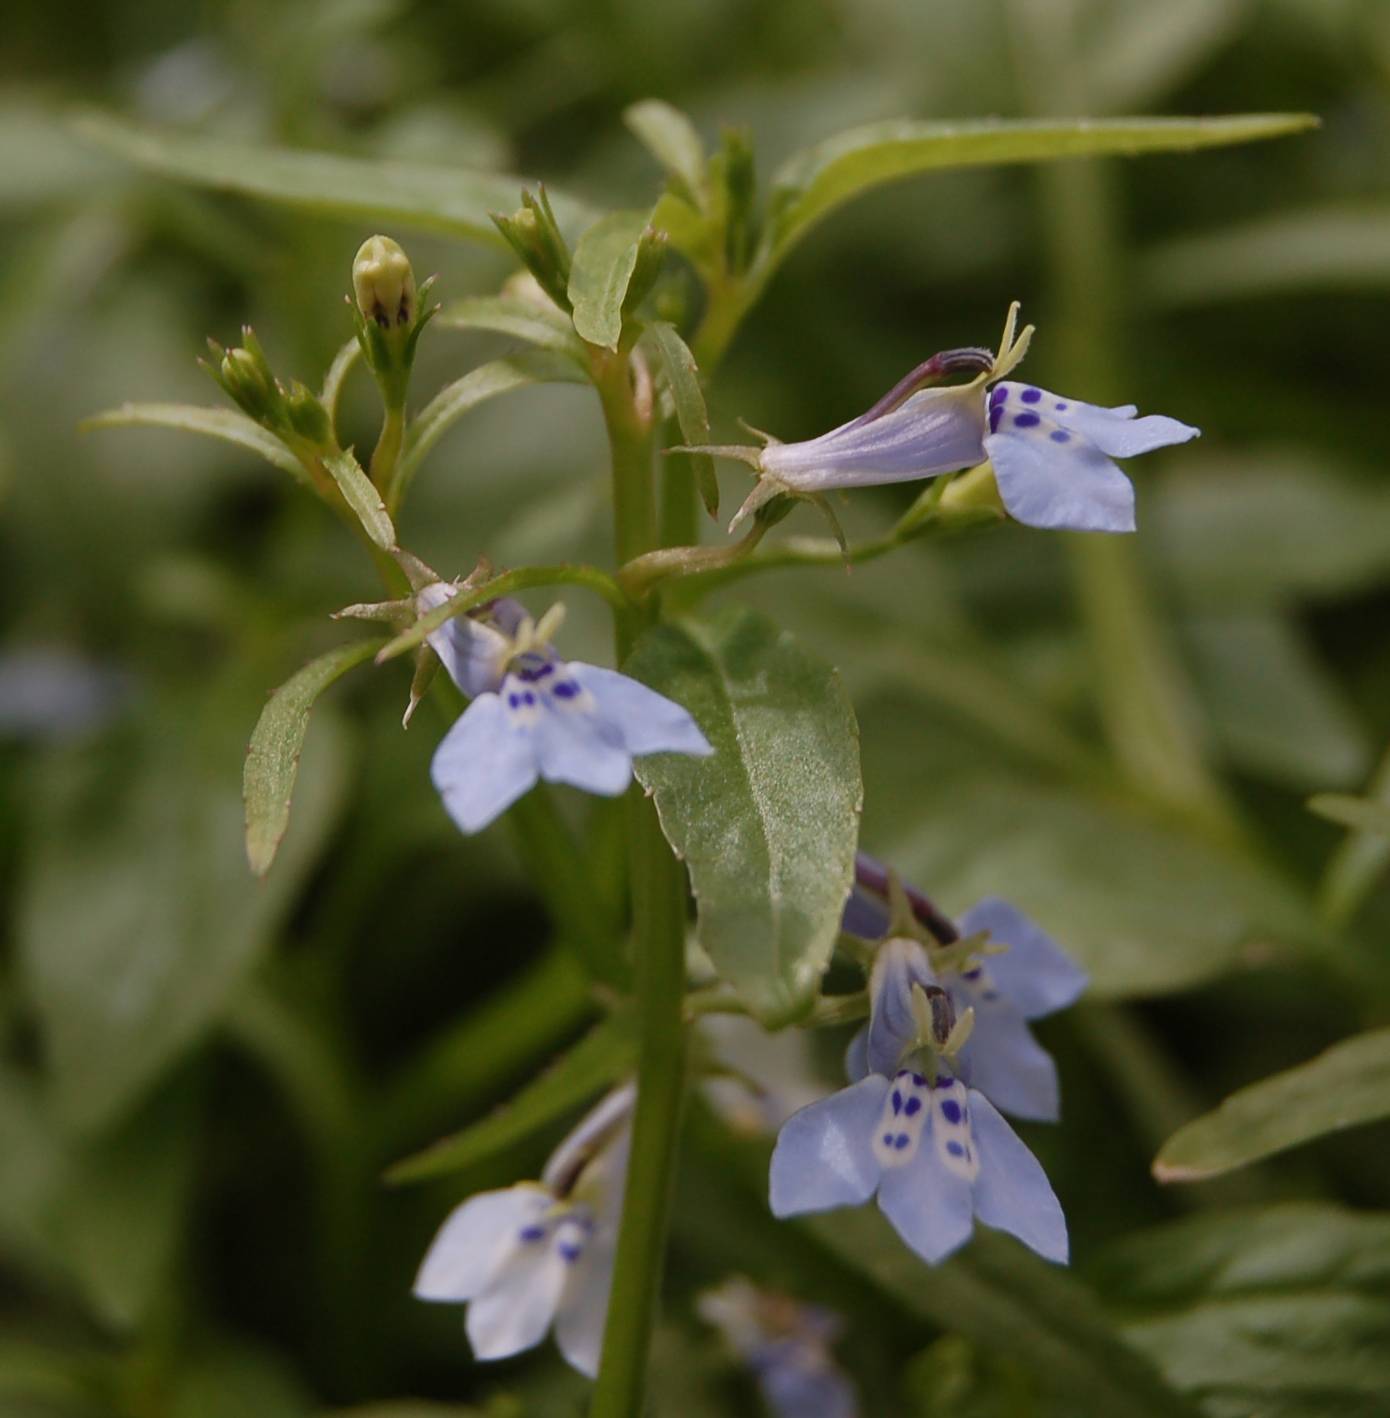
[
  {"xmin": 373, "ymin": 404, "xmax": 406, "ymax": 511},
  {"xmin": 588, "ymin": 340, "xmax": 692, "ymax": 1417}
]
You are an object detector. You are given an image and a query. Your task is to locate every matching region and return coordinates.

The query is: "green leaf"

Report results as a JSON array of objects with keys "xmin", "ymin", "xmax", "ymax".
[
  {"xmin": 244, "ymin": 639, "xmax": 383, "ymax": 877},
  {"xmin": 806, "ymin": 1213, "xmax": 1197, "ymax": 1418},
  {"xmin": 17, "ymin": 682, "xmax": 352, "ymax": 1132},
  {"xmin": 567, "ymin": 209, "xmax": 652, "ymax": 351},
  {"xmin": 397, "ymin": 352, "xmax": 586, "ymax": 498},
  {"xmin": 1142, "ymin": 206, "xmax": 1390, "ymax": 306},
  {"xmin": 765, "ymin": 114, "xmax": 1318, "ymax": 269},
  {"xmin": 627, "ymin": 609, "xmax": 862, "ymax": 1024},
  {"xmin": 624, "ymin": 100, "xmax": 707, "ymax": 204},
  {"xmin": 1154, "ymin": 1027, "xmax": 1390, "ymax": 1182},
  {"xmin": 1092, "ymin": 1204, "xmax": 1390, "ymax": 1417},
  {"xmin": 1309, "ymin": 793, "xmax": 1390, "ymax": 837},
  {"xmin": 71, "ymin": 110, "xmax": 592, "ymax": 245},
  {"xmin": 322, "ymin": 449, "xmax": 395, "ymax": 550},
  {"xmin": 82, "ymin": 403, "xmax": 306, "ymax": 484},
  {"xmin": 436, "ymin": 294, "xmax": 589, "ymax": 365},
  {"xmin": 646, "ymin": 321, "xmax": 718, "ymax": 516},
  {"xmin": 386, "ymin": 1011, "xmax": 636, "ymax": 1184}
]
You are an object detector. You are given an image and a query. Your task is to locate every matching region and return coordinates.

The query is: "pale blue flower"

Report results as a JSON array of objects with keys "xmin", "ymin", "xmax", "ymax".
[
  {"xmin": 745, "ymin": 305, "xmax": 1197, "ymax": 534},
  {"xmin": 420, "ymin": 584, "xmax": 712, "ymax": 833},
  {"xmin": 842, "ymin": 856, "xmax": 1087, "ymax": 1122},
  {"xmin": 414, "ymin": 1084, "xmax": 632, "ymax": 1377},
  {"xmin": 769, "ymin": 937, "xmax": 1068, "ymax": 1266},
  {"xmin": 698, "ymin": 1277, "xmax": 858, "ymax": 1418}
]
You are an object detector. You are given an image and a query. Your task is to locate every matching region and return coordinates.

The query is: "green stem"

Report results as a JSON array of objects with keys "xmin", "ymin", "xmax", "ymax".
[
  {"xmin": 373, "ymin": 404, "xmax": 406, "ymax": 511},
  {"xmin": 588, "ymin": 338, "xmax": 691, "ymax": 1417}
]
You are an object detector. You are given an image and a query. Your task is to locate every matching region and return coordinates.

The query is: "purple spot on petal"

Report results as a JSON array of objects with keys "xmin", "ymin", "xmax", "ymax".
[
  {"xmin": 940, "ymin": 1099, "xmax": 962, "ymax": 1124},
  {"xmin": 508, "ymin": 692, "xmax": 522, "ymax": 709},
  {"xmin": 1014, "ymin": 412, "xmax": 1041, "ymax": 429},
  {"xmin": 558, "ymin": 1243, "xmax": 583, "ymax": 1263},
  {"xmin": 1050, "ymin": 430, "xmax": 1071, "ymax": 443},
  {"xmin": 904, "ymin": 1096, "xmax": 922, "ymax": 1117},
  {"xmin": 552, "ymin": 681, "xmax": 579, "ymax": 699},
  {"xmin": 1021, "ymin": 387, "xmax": 1042, "ymax": 404},
  {"xmin": 947, "ymin": 1140, "xmax": 966, "ymax": 1157},
  {"xmin": 990, "ymin": 386, "xmax": 1008, "ymax": 408},
  {"xmin": 523, "ymin": 691, "xmax": 536, "ymax": 706},
  {"xmin": 894, "ymin": 1133, "xmax": 911, "ymax": 1149},
  {"xmin": 962, "ymin": 968, "xmax": 981, "ymax": 981},
  {"xmin": 935, "ymin": 1074, "xmax": 954, "ymax": 1089},
  {"xmin": 535, "ymin": 662, "xmax": 554, "ymax": 678},
  {"xmin": 1056, "ymin": 401, "xmax": 1068, "ymax": 411},
  {"xmin": 518, "ymin": 1225, "xmax": 547, "ymax": 1243},
  {"xmin": 989, "ymin": 405, "xmax": 1003, "ymax": 434},
  {"xmin": 891, "ymin": 1090, "xmax": 902, "ymax": 1114},
  {"xmin": 912, "ymin": 1073, "xmax": 926, "ymax": 1088},
  {"xmin": 883, "ymin": 1133, "xmax": 895, "ymax": 1146}
]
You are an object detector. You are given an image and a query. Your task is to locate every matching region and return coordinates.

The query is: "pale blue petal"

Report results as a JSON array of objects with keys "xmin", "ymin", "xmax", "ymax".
[
  {"xmin": 954, "ymin": 1008, "xmax": 1060, "ymax": 1123},
  {"xmin": 431, "ymin": 694, "xmax": 539, "ymax": 833},
  {"xmin": 414, "ymin": 1185, "xmax": 551, "ymax": 1302},
  {"xmin": 956, "ymin": 898, "xmax": 1087, "ymax": 1018},
  {"xmin": 760, "ymin": 385, "xmax": 986, "ymax": 492},
  {"xmin": 866, "ymin": 939, "xmax": 938, "ymax": 1077},
  {"xmin": 840, "ymin": 886, "xmax": 890, "ymax": 941},
  {"xmin": 769, "ymin": 1077, "xmax": 888, "ymax": 1216},
  {"xmin": 1055, "ymin": 400, "xmax": 1199, "ymax": 458},
  {"xmin": 418, "ymin": 583, "xmax": 509, "ymax": 699},
  {"xmin": 567, "ymin": 663, "xmax": 712, "ymax": 758},
  {"xmin": 876, "ymin": 1126, "xmax": 975, "ymax": 1265},
  {"xmin": 986, "ymin": 425, "xmax": 1135, "ymax": 533},
  {"xmin": 465, "ymin": 1233, "xmax": 570, "ymax": 1361},
  {"xmin": 554, "ymin": 1235, "xmax": 616, "ymax": 1378},
  {"xmin": 533, "ymin": 679, "xmax": 634, "ymax": 797},
  {"xmin": 844, "ymin": 1026, "xmax": 869, "ymax": 1084},
  {"xmin": 758, "ymin": 1351, "xmax": 859, "ymax": 1418},
  {"xmin": 969, "ymin": 1091, "xmax": 1068, "ymax": 1264}
]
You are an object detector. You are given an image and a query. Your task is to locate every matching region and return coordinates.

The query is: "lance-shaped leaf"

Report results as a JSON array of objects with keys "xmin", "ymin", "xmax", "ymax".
[
  {"xmin": 436, "ymin": 294, "xmax": 589, "ymax": 365},
  {"xmin": 624, "ymin": 99, "xmax": 707, "ymax": 205},
  {"xmin": 386, "ymin": 1010, "xmax": 636, "ymax": 1184},
  {"xmin": 82, "ymin": 403, "xmax": 306, "ymax": 484},
  {"xmin": 646, "ymin": 321, "xmax": 718, "ymax": 516},
  {"xmin": 1093, "ymin": 1203, "xmax": 1390, "ymax": 1417},
  {"xmin": 321, "ymin": 450, "xmax": 395, "ymax": 550},
  {"xmin": 627, "ymin": 609, "xmax": 862, "ymax": 1024},
  {"xmin": 764, "ymin": 114, "xmax": 1318, "ymax": 272},
  {"xmin": 805, "ymin": 1213, "xmax": 1197, "ymax": 1418},
  {"xmin": 71, "ymin": 110, "xmax": 593, "ymax": 244},
  {"xmin": 395, "ymin": 351, "xmax": 586, "ymax": 500},
  {"xmin": 245, "ymin": 639, "xmax": 384, "ymax": 877},
  {"xmin": 1309, "ymin": 792, "xmax": 1390, "ymax": 837},
  {"xmin": 1154, "ymin": 1027, "xmax": 1390, "ymax": 1182},
  {"xmin": 567, "ymin": 208, "xmax": 653, "ymax": 351}
]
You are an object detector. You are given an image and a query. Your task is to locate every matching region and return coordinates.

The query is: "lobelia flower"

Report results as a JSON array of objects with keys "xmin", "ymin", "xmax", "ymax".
[
  {"xmin": 414, "ymin": 1083, "xmax": 633, "ymax": 1376},
  {"xmin": 768, "ymin": 934, "xmax": 1069, "ymax": 1266},
  {"xmin": 720, "ymin": 303, "xmax": 1197, "ymax": 534},
  {"xmin": 842, "ymin": 853, "xmax": 1087, "ymax": 1122},
  {"xmin": 420, "ymin": 583, "xmax": 712, "ymax": 833},
  {"xmin": 698, "ymin": 1276, "xmax": 859, "ymax": 1418}
]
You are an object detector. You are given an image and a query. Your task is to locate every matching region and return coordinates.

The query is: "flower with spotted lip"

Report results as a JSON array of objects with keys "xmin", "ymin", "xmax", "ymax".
[
  {"xmin": 841, "ymin": 855, "xmax": 1088, "ymax": 1123},
  {"xmin": 698, "ymin": 1276, "xmax": 858, "ymax": 1418},
  {"xmin": 717, "ymin": 304, "xmax": 1197, "ymax": 534},
  {"xmin": 414, "ymin": 1084, "xmax": 633, "ymax": 1376},
  {"xmin": 769, "ymin": 936, "xmax": 1068, "ymax": 1267},
  {"xmin": 420, "ymin": 583, "xmax": 712, "ymax": 833}
]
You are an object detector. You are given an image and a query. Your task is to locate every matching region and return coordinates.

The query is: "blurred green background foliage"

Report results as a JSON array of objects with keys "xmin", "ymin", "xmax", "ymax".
[{"xmin": 4, "ymin": 1, "xmax": 1390, "ymax": 1414}]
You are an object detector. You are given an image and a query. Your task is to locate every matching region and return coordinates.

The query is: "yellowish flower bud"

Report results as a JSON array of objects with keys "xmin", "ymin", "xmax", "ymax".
[{"xmin": 353, "ymin": 235, "xmax": 416, "ymax": 329}]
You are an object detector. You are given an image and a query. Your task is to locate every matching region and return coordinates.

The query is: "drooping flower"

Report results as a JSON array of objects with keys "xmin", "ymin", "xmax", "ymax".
[
  {"xmin": 414, "ymin": 1083, "xmax": 633, "ymax": 1377},
  {"xmin": 699, "ymin": 1013, "xmax": 830, "ymax": 1136},
  {"xmin": 420, "ymin": 583, "xmax": 712, "ymax": 833},
  {"xmin": 842, "ymin": 854, "xmax": 1087, "ymax": 1122},
  {"xmin": 720, "ymin": 304, "xmax": 1197, "ymax": 534},
  {"xmin": 698, "ymin": 1276, "xmax": 859, "ymax": 1418},
  {"xmin": 769, "ymin": 936, "xmax": 1068, "ymax": 1266}
]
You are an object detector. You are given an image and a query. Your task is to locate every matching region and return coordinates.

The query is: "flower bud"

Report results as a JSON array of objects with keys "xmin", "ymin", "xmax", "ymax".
[
  {"xmin": 284, "ymin": 380, "xmax": 334, "ymax": 449},
  {"xmin": 491, "ymin": 188, "xmax": 573, "ymax": 312},
  {"xmin": 353, "ymin": 235, "xmax": 416, "ymax": 330},
  {"xmin": 622, "ymin": 225, "xmax": 668, "ymax": 317},
  {"xmin": 209, "ymin": 331, "xmax": 286, "ymax": 425}
]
